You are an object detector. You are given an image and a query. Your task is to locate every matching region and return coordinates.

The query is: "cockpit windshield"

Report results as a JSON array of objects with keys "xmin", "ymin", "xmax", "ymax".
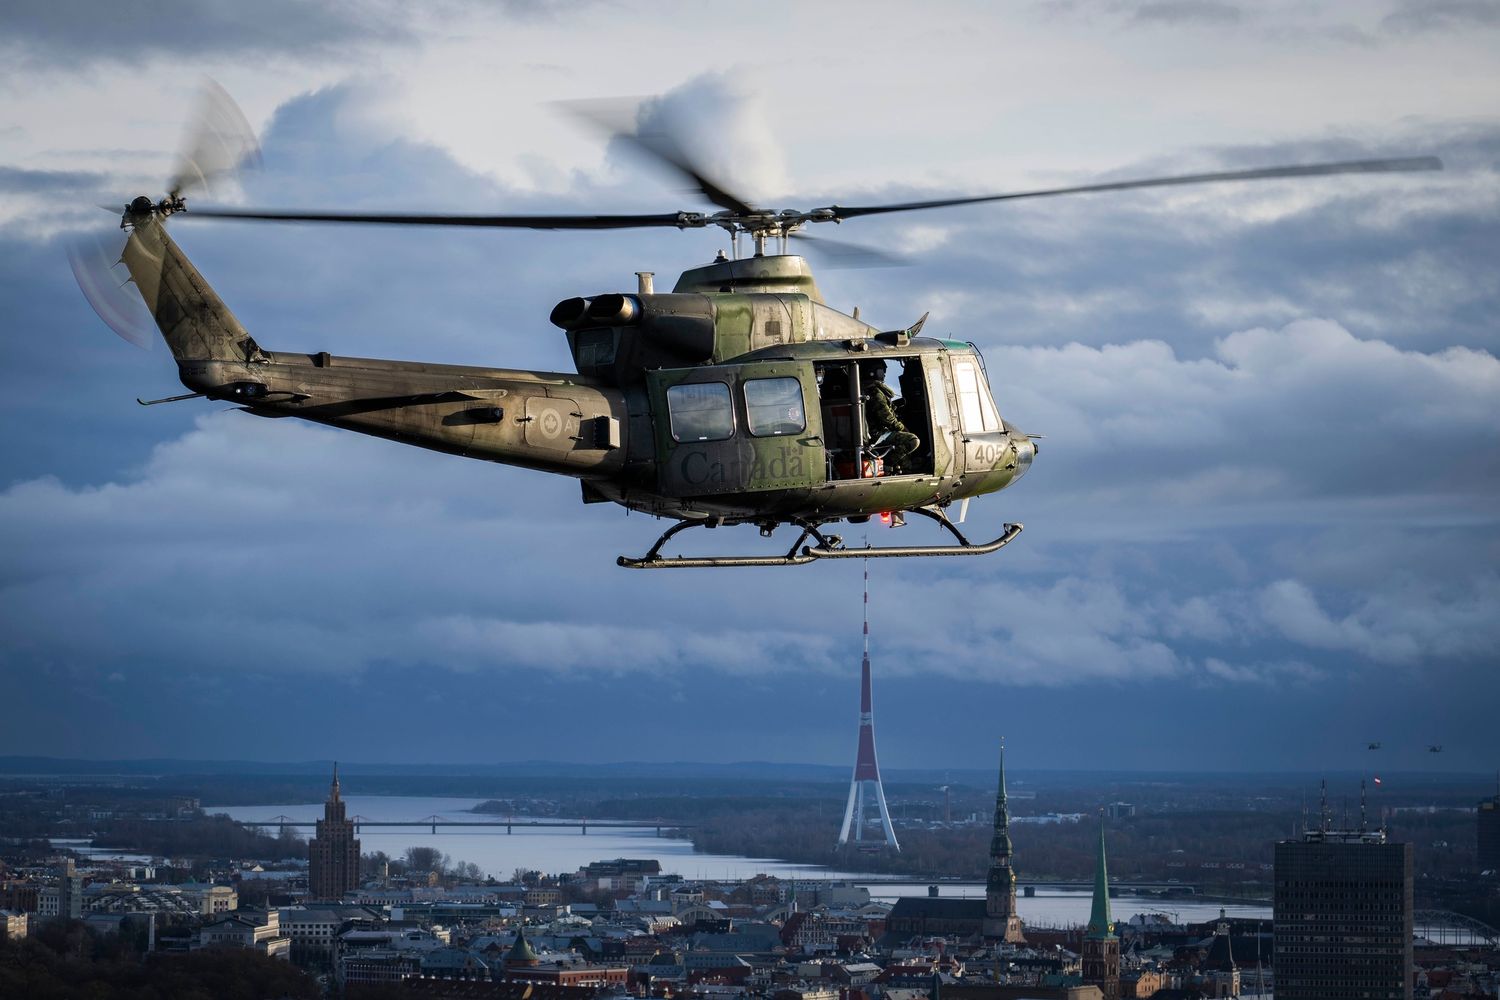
[{"xmin": 953, "ymin": 356, "xmax": 1001, "ymax": 432}]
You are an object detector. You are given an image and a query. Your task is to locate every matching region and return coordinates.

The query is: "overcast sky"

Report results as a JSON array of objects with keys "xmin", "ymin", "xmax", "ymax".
[{"xmin": 1, "ymin": 1, "xmax": 1496, "ymax": 774}]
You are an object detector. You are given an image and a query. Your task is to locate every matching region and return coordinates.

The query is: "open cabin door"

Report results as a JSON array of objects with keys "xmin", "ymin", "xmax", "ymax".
[{"xmin": 648, "ymin": 361, "xmax": 827, "ymax": 498}]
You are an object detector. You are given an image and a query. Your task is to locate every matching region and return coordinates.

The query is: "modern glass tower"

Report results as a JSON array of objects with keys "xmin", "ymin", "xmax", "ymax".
[{"xmin": 1275, "ymin": 824, "xmax": 1413, "ymax": 1000}]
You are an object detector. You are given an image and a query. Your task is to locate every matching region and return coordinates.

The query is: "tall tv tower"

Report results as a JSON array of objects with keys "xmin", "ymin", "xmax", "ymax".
[{"xmin": 837, "ymin": 560, "xmax": 899, "ymax": 851}]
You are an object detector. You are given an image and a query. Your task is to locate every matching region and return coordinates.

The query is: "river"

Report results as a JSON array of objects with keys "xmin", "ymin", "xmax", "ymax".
[{"xmin": 211, "ymin": 795, "xmax": 1270, "ymax": 927}]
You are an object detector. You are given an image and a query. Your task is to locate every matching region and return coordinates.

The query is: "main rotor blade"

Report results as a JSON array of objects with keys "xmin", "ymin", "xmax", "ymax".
[
  {"xmin": 790, "ymin": 231, "xmax": 910, "ymax": 269},
  {"xmin": 559, "ymin": 98, "xmax": 758, "ymax": 215},
  {"xmin": 825, "ymin": 156, "xmax": 1444, "ymax": 220},
  {"xmin": 184, "ymin": 208, "xmax": 699, "ymax": 230},
  {"xmin": 626, "ymin": 131, "xmax": 758, "ymax": 216}
]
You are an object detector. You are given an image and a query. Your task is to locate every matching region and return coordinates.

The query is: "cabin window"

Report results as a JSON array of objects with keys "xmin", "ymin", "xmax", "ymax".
[
  {"xmin": 925, "ymin": 359, "xmax": 951, "ymax": 431},
  {"xmin": 667, "ymin": 382, "xmax": 735, "ymax": 442},
  {"xmin": 744, "ymin": 377, "xmax": 807, "ymax": 437},
  {"xmin": 954, "ymin": 359, "xmax": 1001, "ymax": 432}
]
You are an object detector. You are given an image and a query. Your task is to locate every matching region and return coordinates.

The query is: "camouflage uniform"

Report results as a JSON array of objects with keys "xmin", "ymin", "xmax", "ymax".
[{"xmin": 865, "ymin": 379, "xmax": 920, "ymax": 475}]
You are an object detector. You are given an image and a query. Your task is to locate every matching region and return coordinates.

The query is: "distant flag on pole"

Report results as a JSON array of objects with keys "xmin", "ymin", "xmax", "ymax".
[{"xmin": 1373, "ymin": 776, "xmax": 1383, "ymax": 786}]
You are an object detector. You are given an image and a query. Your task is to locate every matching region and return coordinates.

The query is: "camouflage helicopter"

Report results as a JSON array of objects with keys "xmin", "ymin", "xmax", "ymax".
[{"xmin": 74, "ymin": 85, "xmax": 1441, "ymax": 567}]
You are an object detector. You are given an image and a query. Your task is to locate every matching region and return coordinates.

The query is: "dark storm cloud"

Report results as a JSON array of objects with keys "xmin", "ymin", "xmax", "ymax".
[
  {"xmin": 1049, "ymin": 0, "xmax": 1500, "ymax": 42},
  {"xmin": 0, "ymin": 229, "xmax": 183, "ymax": 487},
  {"xmin": 1383, "ymin": 0, "xmax": 1500, "ymax": 34},
  {"xmin": 0, "ymin": 0, "xmax": 603, "ymax": 67},
  {"xmin": 1130, "ymin": 1, "xmax": 1243, "ymax": 26},
  {"xmin": 0, "ymin": 0, "xmax": 412, "ymax": 64},
  {"xmin": 4, "ymin": 80, "xmax": 1498, "ymax": 770},
  {"xmin": 819, "ymin": 123, "xmax": 1500, "ymax": 356},
  {"xmin": 0, "ymin": 165, "xmax": 105, "ymax": 194}
]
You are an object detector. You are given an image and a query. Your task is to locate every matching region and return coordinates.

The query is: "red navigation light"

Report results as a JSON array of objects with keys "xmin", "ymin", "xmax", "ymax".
[{"xmin": 879, "ymin": 511, "xmax": 892, "ymax": 526}]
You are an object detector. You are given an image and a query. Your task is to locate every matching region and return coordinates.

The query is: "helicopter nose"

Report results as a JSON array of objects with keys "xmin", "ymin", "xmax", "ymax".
[{"xmin": 1011, "ymin": 437, "xmax": 1036, "ymax": 481}]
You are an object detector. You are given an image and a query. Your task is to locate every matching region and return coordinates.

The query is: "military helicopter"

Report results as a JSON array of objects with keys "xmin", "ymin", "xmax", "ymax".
[{"xmin": 73, "ymin": 85, "xmax": 1442, "ymax": 567}]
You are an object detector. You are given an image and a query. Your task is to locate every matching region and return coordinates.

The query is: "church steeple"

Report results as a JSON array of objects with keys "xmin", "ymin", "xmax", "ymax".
[
  {"xmin": 1086, "ymin": 819, "xmax": 1115, "ymax": 940},
  {"xmin": 1082, "ymin": 816, "xmax": 1121, "ymax": 999},
  {"xmin": 990, "ymin": 744, "xmax": 1013, "ymax": 859},
  {"xmin": 983, "ymin": 740, "xmax": 1025, "ymax": 943}
]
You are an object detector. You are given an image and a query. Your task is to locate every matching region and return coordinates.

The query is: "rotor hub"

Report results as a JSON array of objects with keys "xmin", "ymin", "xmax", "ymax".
[{"xmin": 122, "ymin": 195, "xmax": 188, "ymax": 230}]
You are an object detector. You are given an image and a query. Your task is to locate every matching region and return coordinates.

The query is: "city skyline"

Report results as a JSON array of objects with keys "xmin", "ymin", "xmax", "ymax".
[{"xmin": 1, "ymin": 2, "xmax": 1497, "ymax": 770}]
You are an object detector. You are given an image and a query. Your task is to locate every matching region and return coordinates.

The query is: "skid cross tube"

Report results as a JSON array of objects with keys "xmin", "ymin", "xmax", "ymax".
[
  {"xmin": 618, "ymin": 508, "xmax": 1022, "ymax": 567},
  {"xmin": 804, "ymin": 508, "xmax": 1023, "ymax": 559},
  {"xmin": 618, "ymin": 518, "xmax": 844, "ymax": 569}
]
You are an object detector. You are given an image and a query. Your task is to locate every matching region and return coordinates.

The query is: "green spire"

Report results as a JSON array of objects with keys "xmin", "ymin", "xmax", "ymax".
[
  {"xmin": 507, "ymin": 924, "xmax": 539, "ymax": 965},
  {"xmin": 1086, "ymin": 819, "xmax": 1115, "ymax": 940},
  {"xmin": 990, "ymin": 742, "xmax": 1012, "ymax": 859}
]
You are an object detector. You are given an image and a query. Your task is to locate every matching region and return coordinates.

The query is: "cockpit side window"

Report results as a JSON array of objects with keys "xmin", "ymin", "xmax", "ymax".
[{"xmin": 953, "ymin": 358, "xmax": 1001, "ymax": 432}]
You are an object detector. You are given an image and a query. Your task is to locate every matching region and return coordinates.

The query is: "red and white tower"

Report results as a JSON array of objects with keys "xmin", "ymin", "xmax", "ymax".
[{"xmin": 837, "ymin": 561, "xmax": 899, "ymax": 851}]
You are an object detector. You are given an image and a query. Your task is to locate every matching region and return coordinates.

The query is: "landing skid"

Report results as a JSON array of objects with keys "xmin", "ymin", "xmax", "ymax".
[
  {"xmin": 616, "ymin": 508, "xmax": 1023, "ymax": 569},
  {"xmin": 803, "ymin": 507, "xmax": 1023, "ymax": 560},
  {"xmin": 617, "ymin": 518, "xmax": 839, "ymax": 569}
]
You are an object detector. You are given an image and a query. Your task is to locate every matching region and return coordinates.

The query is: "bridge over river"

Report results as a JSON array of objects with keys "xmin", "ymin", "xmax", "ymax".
[
  {"xmin": 853, "ymin": 876, "xmax": 1205, "ymax": 894},
  {"xmin": 236, "ymin": 815, "xmax": 694, "ymax": 836}
]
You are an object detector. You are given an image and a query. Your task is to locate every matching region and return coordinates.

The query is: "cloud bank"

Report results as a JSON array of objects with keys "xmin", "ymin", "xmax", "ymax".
[{"xmin": 3, "ymin": 54, "xmax": 1497, "ymax": 769}]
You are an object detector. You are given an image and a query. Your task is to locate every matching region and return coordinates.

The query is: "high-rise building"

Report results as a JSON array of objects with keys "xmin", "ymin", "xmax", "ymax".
[
  {"xmin": 983, "ymin": 744, "xmax": 1025, "ymax": 943},
  {"xmin": 1479, "ymin": 788, "xmax": 1500, "ymax": 872},
  {"xmin": 308, "ymin": 763, "xmax": 361, "ymax": 902},
  {"xmin": 837, "ymin": 561, "xmax": 899, "ymax": 851},
  {"xmin": 1081, "ymin": 820, "xmax": 1119, "ymax": 1000},
  {"xmin": 1274, "ymin": 824, "xmax": 1413, "ymax": 1000},
  {"xmin": 37, "ymin": 858, "xmax": 83, "ymax": 922}
]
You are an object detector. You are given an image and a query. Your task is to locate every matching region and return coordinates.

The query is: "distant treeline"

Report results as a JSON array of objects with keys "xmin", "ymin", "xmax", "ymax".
[
  {"xmin": 604, "ymin": 795, "xmax": 1481, "ymax": 891},
  {"xmin": 92, "ymin": 814, "xmax": 305, "ymax": 862},
  {"xmin": 10, "ymin": 765, "xmax": 1490, "ymax": 812},
  {"xmin": 187, "ymin": 774, "xmax": 880, "ymax": 807}
]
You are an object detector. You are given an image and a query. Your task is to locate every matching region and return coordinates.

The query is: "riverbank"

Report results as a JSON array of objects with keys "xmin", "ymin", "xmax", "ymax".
[{"xmin": 214, "ymin": 796, "xmax": 1274, "ymax": 926}]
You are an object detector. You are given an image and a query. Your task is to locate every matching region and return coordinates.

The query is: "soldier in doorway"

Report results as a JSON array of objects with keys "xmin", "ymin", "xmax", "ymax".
[{"xmin": 861, "ymin": 359, "xmax": 920, "ymax": 474}]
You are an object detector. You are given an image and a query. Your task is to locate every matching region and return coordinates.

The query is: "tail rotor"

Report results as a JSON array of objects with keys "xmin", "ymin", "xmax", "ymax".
[
  {"xmin": 68, "ymin": 79, "xmax": 260, "ymax": 349},
  {"xmin": 66, "ymin": 227, "xmax": 154, "ymax": 349}
]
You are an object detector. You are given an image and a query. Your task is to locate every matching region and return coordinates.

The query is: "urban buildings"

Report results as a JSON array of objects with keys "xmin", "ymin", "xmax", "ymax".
[
  {"xmin": 35, "ymin": 858, "xmax": 82, "ymax": 921},
  {"xmin": 1274, "ymin": 823, "xmax": 1414, "ymax": 1000},
  {"xmin": 0, "ymin": 908, "xmax": 27, "ymax": 941},
  {"xmin": 308, "ymin": 763, "xmax": 361, "ymax": 902},
  {"xmin": 196, "ymin": 908, "xmax": 292, "ymax": 959},
  {"xmin": 578, "ymin": 857, "xmax": 662, "ymax": 893}
]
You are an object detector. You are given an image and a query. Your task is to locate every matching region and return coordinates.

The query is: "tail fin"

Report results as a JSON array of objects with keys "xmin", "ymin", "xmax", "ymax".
[{"xmin": 121, "ymin": 212, "xmax": 265, "ymax": 364}]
